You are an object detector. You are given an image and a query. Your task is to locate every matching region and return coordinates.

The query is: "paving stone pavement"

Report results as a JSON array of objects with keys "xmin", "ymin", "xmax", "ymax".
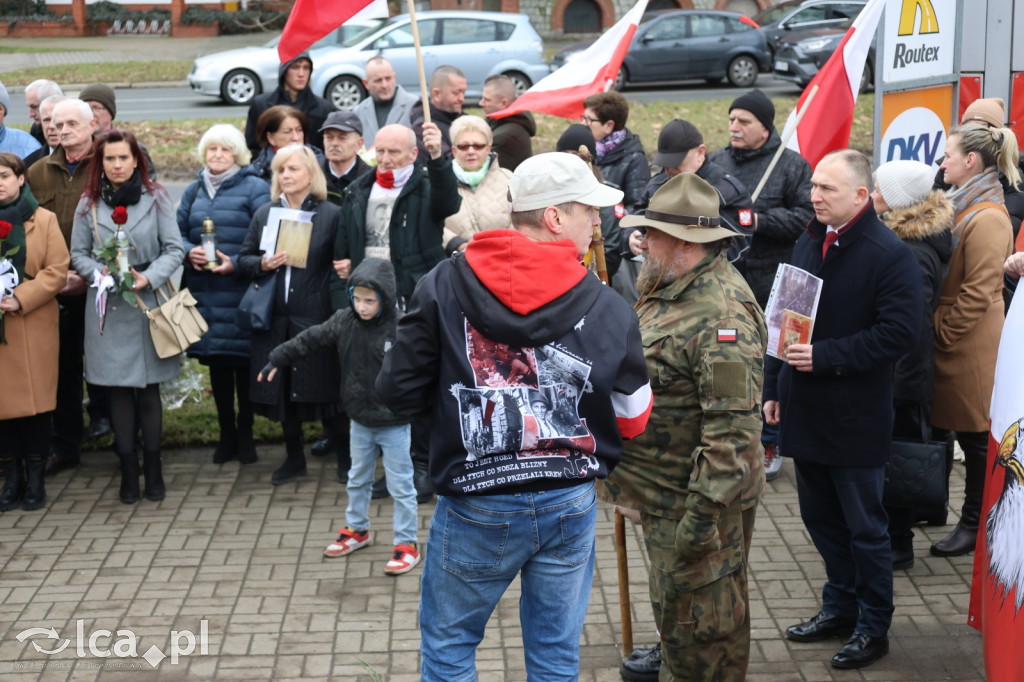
[{"xmin": 0, "ymin": 446, "xmax": 983, "ymax": 680}]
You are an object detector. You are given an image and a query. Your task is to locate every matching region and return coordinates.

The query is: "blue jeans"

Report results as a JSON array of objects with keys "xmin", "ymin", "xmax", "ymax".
[
  {"xmin": 795, "ymin": 460, "xmax": 893, "ymax": 637},
  {"xmin": 346, "ymin": 421, "xmax": 417, "ymax": 545},
  {"xmin": 419, "ymin": 482, "xmax": 597, "ymax": 681}
]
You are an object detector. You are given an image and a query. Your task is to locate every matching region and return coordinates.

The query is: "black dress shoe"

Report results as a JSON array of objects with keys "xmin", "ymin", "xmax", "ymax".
[
  {"xmin": 785, "ymin": 611, "xmax": 858, "ymax": 642},
  {"xmin": 87, "ymin": 417, "xmax": 112, "ymax": 439},
  {"xmin": 44, "ymin": 453, "xmax": 80, "ymax": 478},
  {"xmin": 619, "ymin": 642, "xmax": 660, "ymax": 681},
  {"xmin": 930, "ymin": 521, "xmax": 978, "ymax": 557},
  {"xmin": 311, "ymin": 437, "xmax": 334, "ymax": 458},
  {"xmin": 271, "ymin": 457, "xmax": 307, "ymax": 486},
  {"xmin": 831, "ymin": 633, "xmax": 889, "ymax": 669}
]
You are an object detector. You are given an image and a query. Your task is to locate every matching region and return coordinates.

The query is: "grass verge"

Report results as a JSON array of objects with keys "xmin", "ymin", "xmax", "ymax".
[{"xmin": 1, "ymin": 60, "xmax": 192, "ymax": 87}]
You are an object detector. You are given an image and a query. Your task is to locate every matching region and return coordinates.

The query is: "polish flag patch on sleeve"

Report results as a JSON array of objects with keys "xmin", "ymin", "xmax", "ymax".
[
  {"xmin": 717, "ymin": 328, "xmax": 737, "ymax": 342},
  {"xmin": 739, "ymin": 209, "xmax": 753, "ymax": 227},
  {"xmin": 614, "ymin": 204, "xmax": 626, "ymax": 219}
]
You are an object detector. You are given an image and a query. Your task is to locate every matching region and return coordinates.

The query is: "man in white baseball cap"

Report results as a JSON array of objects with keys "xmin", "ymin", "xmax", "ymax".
[
  {"xmin": 507, "ymin": 151, "xmax": 625, "ymax": 258},
  {"xmin": 378, "ymin": 151, "xmax": 652, "ymax": 679}
]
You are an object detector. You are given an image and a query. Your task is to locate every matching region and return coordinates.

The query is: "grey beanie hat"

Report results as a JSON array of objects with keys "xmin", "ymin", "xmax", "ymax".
[
  {"xmin": 875, "ymin": 160, "xmax": 935, "ymax": 211},
  {"xmin": 0, "ymin": 81, "xmax": 9, "ymax": 115}
]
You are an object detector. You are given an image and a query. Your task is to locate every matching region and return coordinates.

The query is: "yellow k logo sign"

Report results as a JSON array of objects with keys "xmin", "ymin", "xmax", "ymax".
[{"xmin": 898, "ymin": 0, "xmax": 940, "ymax": 35}]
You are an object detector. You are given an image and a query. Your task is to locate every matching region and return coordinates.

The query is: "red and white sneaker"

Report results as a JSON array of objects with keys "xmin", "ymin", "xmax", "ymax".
[
  {"xmin": 384, "ymin": 544, "xmax": 420, "ymax": 575},
  {"xmin": 323, "ymin": 528, "xmax": 370, "ymax": 558}
]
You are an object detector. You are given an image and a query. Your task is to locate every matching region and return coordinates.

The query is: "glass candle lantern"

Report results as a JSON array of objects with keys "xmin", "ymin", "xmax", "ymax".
[{"xmin": 201, "ymin": 217, "xmax": 220, "ymax": 270}]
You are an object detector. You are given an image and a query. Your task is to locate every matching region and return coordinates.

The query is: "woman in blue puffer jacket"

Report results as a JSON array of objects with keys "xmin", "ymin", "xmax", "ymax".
[{"xmin": 178, "ymin": 124, "xmax": 270, "ymax": 464}]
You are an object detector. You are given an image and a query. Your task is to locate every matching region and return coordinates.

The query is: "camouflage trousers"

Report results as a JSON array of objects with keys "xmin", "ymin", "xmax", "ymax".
[{"xmin": 641, "ymin": 502, "xmax": 757, "ymax": 682}]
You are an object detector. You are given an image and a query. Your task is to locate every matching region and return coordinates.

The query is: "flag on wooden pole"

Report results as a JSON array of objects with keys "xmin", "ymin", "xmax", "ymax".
[
  {"xmin": 779, "ymin": 0, "xmax": 883, "ymax": 167},
  {"xmin": 489, "ymin": 0, "xmax": 648, "ymax": 121},
  {"xmin": 278, "ymin": 0, "xmax": 389, "ymax": 64}
]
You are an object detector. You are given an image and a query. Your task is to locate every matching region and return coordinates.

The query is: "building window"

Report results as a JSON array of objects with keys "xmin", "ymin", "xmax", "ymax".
[{"xmin": 564, "ymin": 0, "xmax": 601, "ymax": 32}]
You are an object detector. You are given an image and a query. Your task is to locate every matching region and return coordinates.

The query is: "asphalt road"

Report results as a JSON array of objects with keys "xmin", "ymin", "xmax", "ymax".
[{"xmin": 5, "ymin": 80, "xmax": 801, "ymax": 123}]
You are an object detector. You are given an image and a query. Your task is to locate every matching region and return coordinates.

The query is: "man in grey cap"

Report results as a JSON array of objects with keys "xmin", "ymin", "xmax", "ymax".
[
  {"xmin": 319, "ymin": 110, "xmax": 371, "ymax": 206},
  {"xmin": 377, "ymin": 152, "xmax": 652, "ymax": 679},
  {"xmin": 604, "ymin": 172, "xmax": 766, "ymax": 682},
  {"xmin": 79, "ymin": 83, "xmax": 157, "ymax": 180}
]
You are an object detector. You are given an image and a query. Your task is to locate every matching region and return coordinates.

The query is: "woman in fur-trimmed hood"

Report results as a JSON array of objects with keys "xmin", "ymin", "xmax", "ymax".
[{"xmin": 871, "ymin": 160, "xmax": 954, "ymax": 571}]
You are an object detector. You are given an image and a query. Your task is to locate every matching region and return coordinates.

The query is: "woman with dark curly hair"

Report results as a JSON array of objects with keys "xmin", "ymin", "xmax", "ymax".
[{"xmin": 70, "ymin": 129, "xmax": 184, "ymax": 505}]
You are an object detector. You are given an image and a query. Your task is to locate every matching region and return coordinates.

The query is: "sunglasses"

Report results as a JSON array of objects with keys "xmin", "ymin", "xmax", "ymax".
[{"xmin": 455, "ymin": 142, "xmax": 488, "ymax": 151}]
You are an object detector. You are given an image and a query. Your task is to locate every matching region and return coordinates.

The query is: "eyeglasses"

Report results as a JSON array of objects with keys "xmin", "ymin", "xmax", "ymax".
[
  {"xmin": 580, "ymin": 115, "xmax": 601, "ymax": 125},
  {"xmin": 455, "ymin": 142, "xmax": 488, "ymax": 151}
]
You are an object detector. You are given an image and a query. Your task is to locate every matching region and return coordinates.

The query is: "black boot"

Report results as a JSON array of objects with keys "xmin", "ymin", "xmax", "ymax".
[
  {"xmin": 236, "ymin": 422, "xmax": 257, "ymax": 464},
  {"xmin": 371, "ymin": 474, "xmax": 390, "ymax": 500},
  {"xmin": 931, "ymin": 447, "xmax": 985, "ymax": 557},
  {"xmin": 118, "ymin": 451, "xmax": 140, "ymax": 505},
  {"xmin": 213, "ymin": 420, "xmax": 237, "ymax": 464},
  {"xmin": 0, "ymin": 457, "xmax": 24, "ymax": 511},
  {"xmin": 891, "ymin": 533, "xmax": 915, "ymax": 570},
  {"xmin": 143, "ymin": 450, "xmax": 165, "ymax": 501},
  {"xmin": 272, "ymin": 450, "xmax": 306, "ymax": 485},
  {"xmin": 22, "ymin": 456, "xmax": 47, "ymax": 511}
]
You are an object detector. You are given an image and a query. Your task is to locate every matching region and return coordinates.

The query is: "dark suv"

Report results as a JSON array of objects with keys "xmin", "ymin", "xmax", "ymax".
[{"xmin": 752, "ymin": 0, "xmax": 866, "ymax": 57}]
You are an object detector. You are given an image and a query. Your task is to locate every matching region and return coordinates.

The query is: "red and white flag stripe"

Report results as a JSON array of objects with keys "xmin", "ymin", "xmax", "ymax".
[
  {"xmin": 278, "ymin": 0, "xmax": 389, "ymax": 64},
  {"xmin": 488, "ymin": 0, "xmax": 649, "ymax": 121},
  {"xmin": 969, "ymin": 292, "xmax": 1024, "ymax": 679},
  {"xmin": 612, "ymin": 382, "xmax": 653, "ymax": 440},
  {"xmin": 780, "ymin": 0, "xmax": 884, "ymax": 168}
]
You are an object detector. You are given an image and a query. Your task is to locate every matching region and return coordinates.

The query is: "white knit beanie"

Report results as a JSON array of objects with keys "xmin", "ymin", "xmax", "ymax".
[{"xmin": 875, "ymin": 160, "xmax": 935, "ymax": 211}]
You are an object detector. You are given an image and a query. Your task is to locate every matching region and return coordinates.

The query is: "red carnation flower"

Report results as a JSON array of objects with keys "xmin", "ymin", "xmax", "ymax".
[
  {"xmin": 111, "ymin": 206, "xmax": 128, "ymax": 225},
  {"xmin": 0, "ymin": 220, "xmax": 11, "ymax": 240}
]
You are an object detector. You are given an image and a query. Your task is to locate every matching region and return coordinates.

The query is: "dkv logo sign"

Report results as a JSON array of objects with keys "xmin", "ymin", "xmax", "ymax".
[
  {"xmin": 882, "ymin": 107, "xmax": 946, "ymax": 166},
  {"xmin": 16, "ymin": 620, "xmax": 209, "ymax": 668}
]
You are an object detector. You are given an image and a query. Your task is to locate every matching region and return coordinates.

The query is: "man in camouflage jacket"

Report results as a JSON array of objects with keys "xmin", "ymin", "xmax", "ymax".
[{"xmin": 604, "ymin": 173, "xmax": 767, "ymax": 681}]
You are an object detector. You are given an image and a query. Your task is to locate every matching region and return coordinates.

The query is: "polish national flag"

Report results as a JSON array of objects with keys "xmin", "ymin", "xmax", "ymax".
[
  {"xmin": 488, "ymin": 0, "xmax": 649, "ymax": 121},
  {"xmin": 278, "ymin": 0, "xmax": 390, "ymax": 64},
  {"xmin": 968, "ymin": 292, "xmax": 1024, "ymax": 680},
  {"xmin": 779, "ymin": 0, "xmax": 884, "ymax": 168}
]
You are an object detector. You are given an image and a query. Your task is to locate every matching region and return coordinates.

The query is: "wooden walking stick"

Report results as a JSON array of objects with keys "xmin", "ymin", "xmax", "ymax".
[
  {"xmin": 615, "ymin": 510, "xmax": 633, "ymax": 655},
  {"xmin": 583, "ymin": 173, "xmax": 633, "ymax": 656},
  {"xmin": 407, "ymin": 0, "xmax": 431, "ymax": 125}
]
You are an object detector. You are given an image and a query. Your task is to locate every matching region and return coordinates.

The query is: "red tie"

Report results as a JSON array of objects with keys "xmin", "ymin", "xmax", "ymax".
[
  {"xmin": 376, "ymin": 169, "xmax": 395, "ymax": 189},
  {"xmin": 822, "ymin": 230, "xmax": 839, "ymax": 259}
]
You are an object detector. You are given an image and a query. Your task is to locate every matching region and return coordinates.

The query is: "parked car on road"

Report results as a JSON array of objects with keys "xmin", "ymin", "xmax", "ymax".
[
  {"xmin": 772, "ymin": 18, "xmax": 874, "ymax": 91},
  {"xmin": 550, "ymin": 10, "xmax": 772, "ymax": 90},
  {"xmin": 188, "ymin": 20, "xmax": 384, "ymax": 105},
  {"xmin": 310, "ymin": 11, "xmax": 551, "ymax": 110},
  {"xmin": 752, "ymin": 0, "xmax": 865, "ymax": 57}
]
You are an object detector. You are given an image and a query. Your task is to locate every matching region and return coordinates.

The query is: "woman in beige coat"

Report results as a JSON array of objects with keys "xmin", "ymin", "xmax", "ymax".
[
  {"xmin": 931, "ymin": 123, "xmax": 1018, "ymax": 557},
  {"xmin": 442, "ymin": 115, "xmax": 512, "ymax": 256},
  {"xmin": 0, "ymin": 152, "xmax": 70, "ymax": 512}
]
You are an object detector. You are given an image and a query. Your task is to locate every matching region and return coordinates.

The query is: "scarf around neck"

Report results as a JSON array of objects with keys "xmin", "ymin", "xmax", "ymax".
[
  {"xmin": 0, "ymin": 183, "xmax": 38, "ymax": 285},
  {"xmin": 948, "ymin": 168, "xmax": 1004, "ymax": 237},
  {"xmin": 453, "ymin": 156, "xmax": 491, "ymax": 190},
  {"xmin": 596, "ymin": 129, "xmax": 626, "ymax": 161},
  {"xmin": 203, "ymin": 163, "xmax": 242, "ymax": 198},
  {"xmin": 100, "ymin": 169, "xmax": 143, "ymax": 208}
]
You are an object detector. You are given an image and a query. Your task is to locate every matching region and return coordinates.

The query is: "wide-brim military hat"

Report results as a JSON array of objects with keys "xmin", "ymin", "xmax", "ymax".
[{"xmin": 620, "ymin": 172, "xmax": 739, "ymax": 244}]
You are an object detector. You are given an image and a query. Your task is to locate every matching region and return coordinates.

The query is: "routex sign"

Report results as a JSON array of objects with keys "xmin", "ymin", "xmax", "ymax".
[{"xmin": 882, "ymin": 0, "xmax": 956, "ymax": 83}]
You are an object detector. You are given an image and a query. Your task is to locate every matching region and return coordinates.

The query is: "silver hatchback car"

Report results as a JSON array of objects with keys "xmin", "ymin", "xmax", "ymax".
[
  {"xmin": 310, "ymin": 11, "xmax": 551, "ymax": 110},
  {"xmin": 188, "ymin": 20, "xmax": 384, "ymax": 105}
]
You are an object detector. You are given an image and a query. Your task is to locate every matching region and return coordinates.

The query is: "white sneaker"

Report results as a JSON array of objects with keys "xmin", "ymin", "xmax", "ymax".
[{"xmin": 384, "ymin": 544, "xmax": 420, "ymax": 575}]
